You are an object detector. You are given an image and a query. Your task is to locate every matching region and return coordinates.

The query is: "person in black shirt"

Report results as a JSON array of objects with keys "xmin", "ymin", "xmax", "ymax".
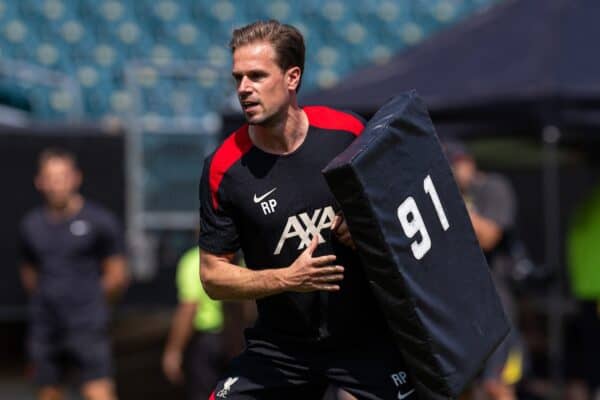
[
  {"xmin": 19, "ymin": 148, "xmax": 128, "ymax": 400},
  {"xmin": 445, "ymin": 141, "xmax": 524, "ymax": 400},
  {"xmin": 199, "ymin": 20, "xmax": 415, "ymax": 400}
]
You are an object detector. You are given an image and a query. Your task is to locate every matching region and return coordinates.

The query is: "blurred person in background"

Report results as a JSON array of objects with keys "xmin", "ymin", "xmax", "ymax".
[
  {"xmin": 162, "ymin": 245, "xmax": 227, "ymax": 400},
  {"xmin": 198, "ymin": 20, "xmax": 415, "ymax": 400},
  {"xmin": 445, "ymin": 141, "xmax": 525, "ymax": 400},
  {"xmin": 18, "ymin": 148, "xmax": 129, "ymax": 400}
]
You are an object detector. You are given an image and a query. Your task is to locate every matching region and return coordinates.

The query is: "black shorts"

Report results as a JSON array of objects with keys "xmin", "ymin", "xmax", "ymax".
[
  {"xmin": 209, "ymin": 329, "xmax": 416, "ymax": 400},
  {"xmin": 184, "ymin": 332, "xmax": 227, "ymax": 400},
  {"xmin": 28, "ymin": 325, "xmax": 113, "ymax": 386}
]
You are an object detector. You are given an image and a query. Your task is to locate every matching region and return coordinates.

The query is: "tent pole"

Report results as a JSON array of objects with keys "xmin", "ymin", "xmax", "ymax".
[{"xmin": 542, "ymin": 125, "xmax": 563, "ymax": 399}]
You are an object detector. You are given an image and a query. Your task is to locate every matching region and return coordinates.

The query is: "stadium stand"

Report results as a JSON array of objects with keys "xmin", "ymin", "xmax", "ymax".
[{"xmin": 0, "ymin": 0, "xmax": 500, "ymax": 121}]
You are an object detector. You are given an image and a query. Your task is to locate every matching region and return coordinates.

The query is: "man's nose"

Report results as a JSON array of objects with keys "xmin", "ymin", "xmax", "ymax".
[{"xmin": 237, "ymin": 76, "xmax": 251, "ymax": 94}]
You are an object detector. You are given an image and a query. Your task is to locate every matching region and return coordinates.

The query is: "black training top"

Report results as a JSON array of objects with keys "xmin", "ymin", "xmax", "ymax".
[
  {"xmin": 19, "ymin": 201, "xmax": 123, "ymax": 328},
  {"xmin": 198, "ymin": 106, "xmax": 388, "ymax": 343}
]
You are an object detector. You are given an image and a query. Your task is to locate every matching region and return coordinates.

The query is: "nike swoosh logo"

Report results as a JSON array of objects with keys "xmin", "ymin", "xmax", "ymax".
[
  {"xmin": 398, "ymin": 389, "xmax": 415, "ymax": 400},
  {"xmin": 253, "ymin": 187, "xmax": 277, "ymax": 203}
]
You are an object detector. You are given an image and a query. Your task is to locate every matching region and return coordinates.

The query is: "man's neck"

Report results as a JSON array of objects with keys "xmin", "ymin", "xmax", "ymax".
[
  {"xmin": 249, "ymin": 104, "xmax": 309, "ymax": 155},
  {"xmin": 46, "ymin": 194, "xmax": 84, "ymax": 220}
]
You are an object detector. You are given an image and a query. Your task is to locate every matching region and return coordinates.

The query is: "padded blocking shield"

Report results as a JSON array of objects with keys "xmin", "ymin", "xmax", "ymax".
[{"xmin": 322, "ymin": 91, "xmax": 509, "ymax": 399}]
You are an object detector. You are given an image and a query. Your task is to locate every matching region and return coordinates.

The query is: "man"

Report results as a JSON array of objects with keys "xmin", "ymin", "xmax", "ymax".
[
  {"xmin": 198, "ymin": 20, "xmax": 415, "ymax": 400},
  {"xmin": 445, "ymin": 141, "xmax": 524, "ymax": 400},
  {"xmin": 162, "ymin": 245, "xmax": 226, "ymax": 400},
  {"xmin": 19, "ymin": 148, "xmax": 128, "ymax": 400},
  {"xmin": 445, "ymin": 141, "xmax": 516, "ymax": 258}
]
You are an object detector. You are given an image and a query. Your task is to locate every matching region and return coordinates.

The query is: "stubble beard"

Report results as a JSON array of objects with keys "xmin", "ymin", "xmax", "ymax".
[{"xmin": 247, "ymin": 104, "xmax": 286, "ymax": 129}]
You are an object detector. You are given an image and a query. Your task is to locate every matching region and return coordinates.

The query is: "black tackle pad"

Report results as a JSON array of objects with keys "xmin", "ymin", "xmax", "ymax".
[{"xmin": 322, "ymin": 91, "xmax": 509, "ymax": 399}]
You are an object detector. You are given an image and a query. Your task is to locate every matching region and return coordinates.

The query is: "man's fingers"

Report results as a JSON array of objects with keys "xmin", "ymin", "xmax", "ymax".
[
  {"xmin": 315, "ymin": 274, "xmax": 344, "ymax": 283},
  {"xmin": 306, "ymin": 235, "xmax": 319, "ymax": 255},
  {"xmin": 318, "ymin": 284, "xmax": 340, "ymax": 291},
  {"xmin": 332, "ymin": 214, "xmax": 342, "ymax": 231},
  {"xmin": 338, "ymin": 233, "xmax": 355, "ymax": 247},
  {"xmin": 312, "ymin": 254, "xmax": 338, "ymax": 266},
  {"xmin": 337, "ymin": 232, "xmax": 351, "ymax": 242},
  {"xmin": 314, "ymin": 265, "xmax": 344, "ymax": 275}
]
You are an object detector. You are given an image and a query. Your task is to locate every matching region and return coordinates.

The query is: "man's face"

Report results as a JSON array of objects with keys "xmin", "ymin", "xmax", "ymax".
[
  {"xmin": 232, "ymin": 41, "xmax": 298, "ymax": 126},
  {"xmin": 451, "ymin": 157, "xmax": 476, "ymax": 191},
  {"xmin": 35, "ymin": 157, "xmax": 81, "ymax": 208}
]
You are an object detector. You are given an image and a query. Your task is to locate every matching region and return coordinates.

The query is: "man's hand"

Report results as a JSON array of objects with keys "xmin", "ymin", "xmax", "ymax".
[
  {"xmin": 20, "ymin": 263, "xmax": 38, "ymax": 294},
  {"xmin": 162, "ymin": 348, "xmax": 184, "ymax": 384},
  {"xmin": 280, "ymin": 236, "xmax": 344, "ymax": 292},
  {"xmin": 332, "ymin": 213, "xmax": 355, "ymax": 249},
  {"xmin": 201, "ymin": 238, "xmax": 343, "ymax": 300},
  {"xmin": 101, "ymin": 255, "xmax": 129, "ymax": 303}
]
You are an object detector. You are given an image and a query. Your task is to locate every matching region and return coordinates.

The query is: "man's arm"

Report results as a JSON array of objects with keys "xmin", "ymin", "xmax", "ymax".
[
  {"xmin": 469, "ymin": 174, "xmax": 516, "ymax": 252},
  {"xmin": 200, "ymin": 237, "xmax": 344, "ymax": 301},
  {"xmin": 469, "ymin": 211, "xmax": 503, "ymax": 252},
  {"xmin": 162, "ymin": 301, "xmax": 197, "ymax": 384},
  {"xmin": 20, "ymin": 263, "xmax": 38, "ymax": 294},
  {"xmin": 101, "ymin": 255, "xmax": 129, "ymax": 302}
]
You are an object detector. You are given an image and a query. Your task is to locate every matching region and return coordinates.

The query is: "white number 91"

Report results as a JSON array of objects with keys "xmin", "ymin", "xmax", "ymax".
[
  {"xmin": 397, "ymin": 175, "xmax": 450, "ymax": 260},
  {"xmin": 397, "ymin": 197, "xmax": 431, "ymax": 260}
]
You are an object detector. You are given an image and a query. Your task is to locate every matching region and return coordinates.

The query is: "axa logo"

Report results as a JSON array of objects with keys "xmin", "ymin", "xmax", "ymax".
[
  {"xmin": 216, "ymin": 376, "xmax": 239, "ymax": 398},
  {"xmin": 274, "ymin": 206, "xmax": 335, "ymax": 255}
]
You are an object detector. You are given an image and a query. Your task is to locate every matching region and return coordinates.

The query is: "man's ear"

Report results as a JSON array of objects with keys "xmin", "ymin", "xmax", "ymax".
[{"xmin": 286, "ymin": 66, "xmax": 301, "ymax": 91}]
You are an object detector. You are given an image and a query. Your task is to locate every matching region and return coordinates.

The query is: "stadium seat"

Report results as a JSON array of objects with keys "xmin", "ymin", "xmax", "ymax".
[{"xmin": 0, "ymin": 0, "xmax": 500, "ymax": 120}]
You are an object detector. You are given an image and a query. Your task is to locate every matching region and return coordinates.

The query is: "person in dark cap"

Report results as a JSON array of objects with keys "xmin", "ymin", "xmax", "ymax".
[{"xmin": 445, "ymin": 140, "xmax": 525, "ymax": 400}]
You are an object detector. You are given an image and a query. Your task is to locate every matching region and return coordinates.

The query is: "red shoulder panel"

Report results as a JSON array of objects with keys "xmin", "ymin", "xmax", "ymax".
[
  {"xmin": 303, "ymin": 106, "xmax": 364, "ymax": 136},
  {"xmin": 208, "ymin": 125, "xmax": 252, "ymax": 209}
]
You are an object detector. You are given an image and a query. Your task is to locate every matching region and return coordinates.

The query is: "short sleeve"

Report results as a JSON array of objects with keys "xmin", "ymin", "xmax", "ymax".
[
  {"xmin": 197, "ymin": 156, "xmax": 240, "ymax": 254},
  {"xmin": 176, "ymin": 248, "xmax": 201, "ymax": 302},
  {"xmin": 343, "ymin": 109, "xmax": 367, "ymax": 126},
  {"xmin": 95, "ymin": 209, "xmax": 125, "ymax": 259},
  {"xmin": 476, "ymin": 175, "xmax": 516, "ymax": 230}
]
